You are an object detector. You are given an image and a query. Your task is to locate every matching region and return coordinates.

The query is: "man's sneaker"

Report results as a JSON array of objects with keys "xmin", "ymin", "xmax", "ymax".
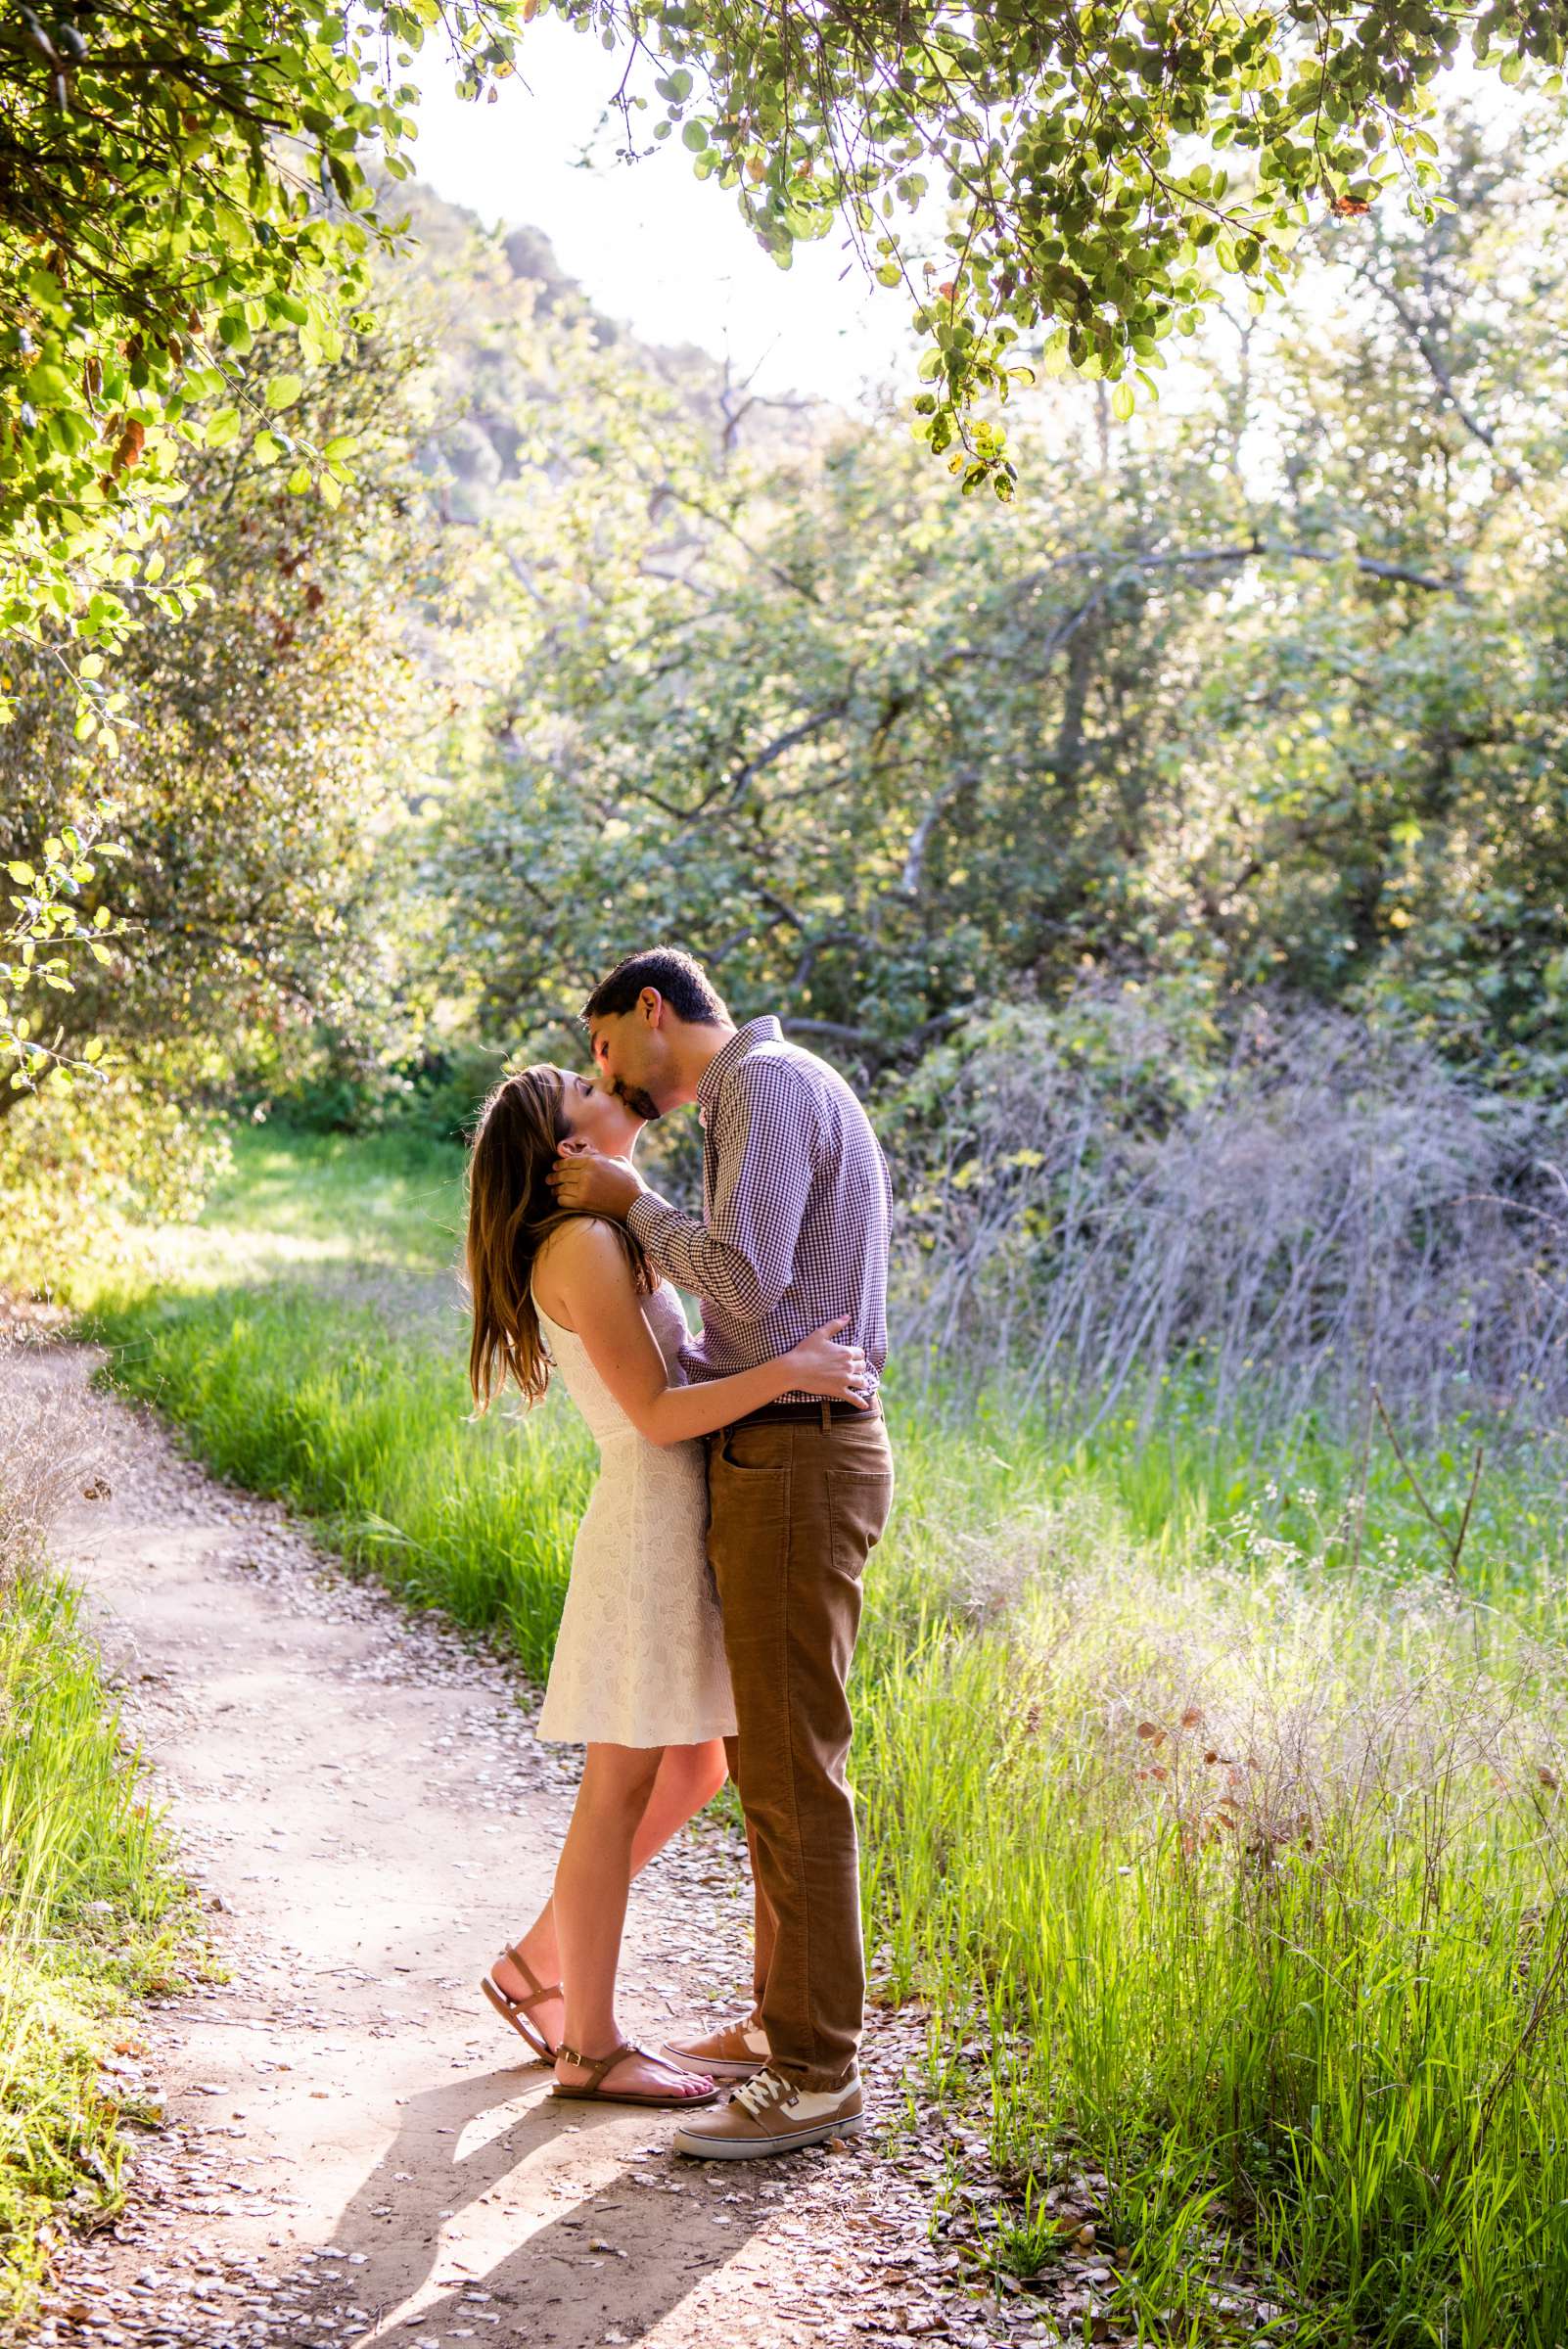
[
  {"xmin": 662, "ymin": 2015, "xmax": 770, "ymax": 2084},
  {"xmin": 670, "ymin": 2066, "xmax": 864, "ymax": 2160}
]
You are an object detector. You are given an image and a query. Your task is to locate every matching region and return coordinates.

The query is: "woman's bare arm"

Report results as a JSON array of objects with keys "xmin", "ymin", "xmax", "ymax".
[{"xmin": 536, "ymin": 1220, "xmax": 866, "ymax": 1445}]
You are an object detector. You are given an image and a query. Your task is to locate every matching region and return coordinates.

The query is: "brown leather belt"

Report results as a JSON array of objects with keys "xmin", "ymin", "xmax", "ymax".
[{"xmin": 724, "ymin": 1397, "xmax": 881, "ymax": 1430}]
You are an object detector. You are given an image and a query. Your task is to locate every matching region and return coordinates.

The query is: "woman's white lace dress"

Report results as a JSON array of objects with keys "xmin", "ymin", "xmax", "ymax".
[{"xmin": 533, "ymin": 1277, "xmax": 737, "ymax": 1747}]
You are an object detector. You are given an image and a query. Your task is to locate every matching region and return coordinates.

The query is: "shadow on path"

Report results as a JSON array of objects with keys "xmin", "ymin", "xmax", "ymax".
[{"xmin": 271, "ymin": 2057, "xmax": 758, "ymax": 2349}]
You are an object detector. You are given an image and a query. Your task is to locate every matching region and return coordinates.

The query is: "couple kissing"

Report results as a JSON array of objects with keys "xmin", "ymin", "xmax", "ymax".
[{"xmin": 462, "ymin": 945, "xmax": 895, "ymax": 2159}]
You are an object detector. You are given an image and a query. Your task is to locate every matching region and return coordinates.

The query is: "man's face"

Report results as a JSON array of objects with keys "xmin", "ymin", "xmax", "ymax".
[{"xmin": 587, "ymin": 994, "xmax": 675, "ymax": 1122}]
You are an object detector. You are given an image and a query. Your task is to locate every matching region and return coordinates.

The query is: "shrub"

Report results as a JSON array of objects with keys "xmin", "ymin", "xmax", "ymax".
[{"xmin": 885, "ymin": 987, "xmax": 1568, "ymax": 1441}]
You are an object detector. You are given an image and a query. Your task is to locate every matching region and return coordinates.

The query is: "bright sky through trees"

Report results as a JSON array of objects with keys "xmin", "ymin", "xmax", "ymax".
[
  {"xmin": 407, "ymin": 15, "xmax": 915, "ymax": 410},
  {"xmin": 406, "ymin": 25, "xmax": 1505, "ymax": 433}
]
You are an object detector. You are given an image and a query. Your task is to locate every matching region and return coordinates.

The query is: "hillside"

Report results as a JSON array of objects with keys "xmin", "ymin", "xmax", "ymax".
[{"xmin": 379, "ymin": 178, "xmax": 833, "ymax": 526}]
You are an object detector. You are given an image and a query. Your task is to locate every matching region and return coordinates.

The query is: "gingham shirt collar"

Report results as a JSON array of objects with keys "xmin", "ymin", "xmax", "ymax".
[{"xmin": 696, "ymin": 1017, "xmax": 783, "ymax": 1121}]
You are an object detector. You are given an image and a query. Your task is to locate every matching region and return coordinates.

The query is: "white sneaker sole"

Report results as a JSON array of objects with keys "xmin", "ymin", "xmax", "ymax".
[
  {"xmin": 660, "ymin": 2046, "xmax": 764, "ymax": 2083},
  {"xmin": 670, "ymin": 2107, "xmax": 866, "ymax": 2160}
]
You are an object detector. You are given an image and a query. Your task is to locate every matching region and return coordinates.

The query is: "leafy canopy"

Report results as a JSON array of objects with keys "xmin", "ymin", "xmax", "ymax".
[
  {"xmin": 0, "ymin": 306, "xmax": 438, "ymax": 1102},
  {"xmin": 0, "ymin": 0, "xmax": 518, "ymax": 700},
  {"xmin": 1, "ymin": 810, "xmax": 126, "ymax": 1094},
  {"xmin": 0, "ymin": 0, "xmax": 1558, "ymax": 691},
  {"xmin": 414, "ymin": 106, "xmax": 1568, "ymax": 1089},
  {"xmin": 561, "ymin": 0, "xmax": 1562, "ymax": 493}
]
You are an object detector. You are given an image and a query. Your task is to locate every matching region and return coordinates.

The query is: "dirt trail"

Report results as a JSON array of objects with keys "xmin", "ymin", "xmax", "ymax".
[{"xmin": 23, "ymin": 1348, "xmax": 1046, "ymax": 2349}]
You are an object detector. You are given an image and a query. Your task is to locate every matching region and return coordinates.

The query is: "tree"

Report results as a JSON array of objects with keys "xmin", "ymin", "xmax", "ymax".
[
  {"xmin": 0, "ymin": 314, "xmax": 439, "ymax": 1111},
  {"xmin": 0, "ymin": 0, "xmax": 527, "ymax": 699},
  {"xmin": 1, "ymin": 0, "xmax": 1560, "ymax": 699},
  {"xmin": 420, "ymin": 105, "xmax": 1568, "ymax": 1084},
  {"xmin": 555, "ymin": 0, "xmax": 1563, "ymax": 491},
  {"xmin": 1, "ymin": 808, "xmax": 126, "ymax": 1093}
]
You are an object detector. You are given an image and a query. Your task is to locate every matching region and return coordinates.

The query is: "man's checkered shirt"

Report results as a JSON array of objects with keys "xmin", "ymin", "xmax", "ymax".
[{"xmin": 625, "ymin": 1016, "xmax": 893, "ymax": 1403}]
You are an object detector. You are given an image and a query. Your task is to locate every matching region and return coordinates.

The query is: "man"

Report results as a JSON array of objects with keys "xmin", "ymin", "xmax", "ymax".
[{"xmin": 547, "ymin": 945, "xmax": 895, "ymax": 2159}]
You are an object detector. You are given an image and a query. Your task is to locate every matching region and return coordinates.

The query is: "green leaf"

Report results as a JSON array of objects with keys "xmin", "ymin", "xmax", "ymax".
[{"xmin": 265, "ymin": 374, "xmax": 304, "ymax": 412}]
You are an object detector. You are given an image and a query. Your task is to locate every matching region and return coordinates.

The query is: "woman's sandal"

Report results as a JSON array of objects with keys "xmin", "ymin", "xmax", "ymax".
[
  {"xmin": 480, "ymin": 1945, "xmax": 564, "ymax": 2060},
  {"xmin": 550, "ymin": 2041, "xmax": 718, "ymax": 2108}
]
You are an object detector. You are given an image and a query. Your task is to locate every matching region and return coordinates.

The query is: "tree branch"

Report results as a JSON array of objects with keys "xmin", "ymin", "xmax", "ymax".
[
  {"xmin": 899, "ymin": 768, "xmax": 980, "ymax": 898},
  {"xmin": 1013, "ymin": 541, "xmax": 1470, "ymax": 603},
  {"xmin": 782, "ymin": 1002, "xmax": 975, "ymax": 1056},
  {"xmin": 1352, "ymin": 256, "xmax": 1529, "ymax": 494}
]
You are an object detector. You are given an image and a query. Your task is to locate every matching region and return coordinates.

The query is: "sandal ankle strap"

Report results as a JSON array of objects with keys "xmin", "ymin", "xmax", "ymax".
[
  {"xmin": 556, "ymin": 2040, "xmax": 635, "ymax": 2094},
  {"xmin": 500, "ymin": 1947, "xmax": 563, "ymax": 2012}
]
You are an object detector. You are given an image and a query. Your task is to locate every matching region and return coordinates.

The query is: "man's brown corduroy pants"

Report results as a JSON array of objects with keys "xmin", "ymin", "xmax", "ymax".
[{"xmin": 706, "ymin": 1405, "xmax": 896, "ymax": 2094}]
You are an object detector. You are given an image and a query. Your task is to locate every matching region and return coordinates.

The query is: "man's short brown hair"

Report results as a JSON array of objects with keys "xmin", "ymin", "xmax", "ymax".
[{"xmin": 582, "ymin": 947, "xmax": 729, "ymax": 1029}]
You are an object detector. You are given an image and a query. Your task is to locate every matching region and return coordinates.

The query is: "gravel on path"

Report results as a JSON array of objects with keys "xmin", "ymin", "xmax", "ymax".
[{"xmin": 19, "ymin": 1346, "xmax": 1071, "ymax": 2349}]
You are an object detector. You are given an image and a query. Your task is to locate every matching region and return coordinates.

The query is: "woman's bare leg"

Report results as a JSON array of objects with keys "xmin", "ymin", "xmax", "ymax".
[
  {"xmin": 549, "ymin": 1742, "xmax": 715, "ymax": 2098},
  {"xmin": 490, "ymin": 1739, "xmax": 728, "ymax": 2054},
  {"xmin": 630, "ymin": 1738, "xmax": 730, "ymax": 1873}
]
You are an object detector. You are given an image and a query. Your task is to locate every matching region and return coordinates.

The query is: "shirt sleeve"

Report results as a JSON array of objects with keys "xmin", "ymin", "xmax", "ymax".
[{"xmin": 625, "ymin": 1058, "xmax": 820, "ymax": 1323}]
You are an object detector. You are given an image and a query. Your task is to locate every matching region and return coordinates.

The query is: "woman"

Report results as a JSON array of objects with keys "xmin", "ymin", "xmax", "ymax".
[{"xmin": 465, "ymin": 1063, "xmax": 871, "ymax": 2107}]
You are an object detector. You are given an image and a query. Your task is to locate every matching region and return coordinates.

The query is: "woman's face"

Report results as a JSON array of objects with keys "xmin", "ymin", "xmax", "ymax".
[{"xmin": 554, "ymin": 1066, "xmax": 642, "ymax": 1158}]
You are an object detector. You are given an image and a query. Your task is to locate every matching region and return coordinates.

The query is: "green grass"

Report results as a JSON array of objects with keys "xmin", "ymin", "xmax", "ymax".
[
  {"xmin": 856, "ymin": 1553, "xmax": 1568, "ymax": 2345},
  {"xmin": 1, "ymin": 1570, "xmax": 196, "ymax": 2328},
  {"xmin": 35, "ymin": 1123, "xmax": 467, "ymax": 1312},
  {"xmin": 75, "ymin": 1120, "xmax": 1568, "ymax": 2348}
]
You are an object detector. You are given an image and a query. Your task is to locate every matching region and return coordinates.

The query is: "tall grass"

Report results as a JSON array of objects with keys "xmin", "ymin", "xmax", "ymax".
[
  {"xmin": 0, "ymin": 1352, "xmax": 193, "ymax": 2326},
  {"xmin": 76, "ymin": 1123, "xmax": 1568, "ymax": 2345},
  {"xmin": 858, "ymin": 1536, "xmax": 1568, "ymax": 2344}
]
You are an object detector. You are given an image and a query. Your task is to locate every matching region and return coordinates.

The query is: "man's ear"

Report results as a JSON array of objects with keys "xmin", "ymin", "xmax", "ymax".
[{"xmin": 639, "ymin": 987, "xmax": 665, "ymax": 1029}]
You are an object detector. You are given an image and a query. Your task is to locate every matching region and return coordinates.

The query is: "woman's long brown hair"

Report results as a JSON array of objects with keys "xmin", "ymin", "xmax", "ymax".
[{"xmin": 465, "ymin": 1065, "xmax": 654, "ymax": 1411}]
